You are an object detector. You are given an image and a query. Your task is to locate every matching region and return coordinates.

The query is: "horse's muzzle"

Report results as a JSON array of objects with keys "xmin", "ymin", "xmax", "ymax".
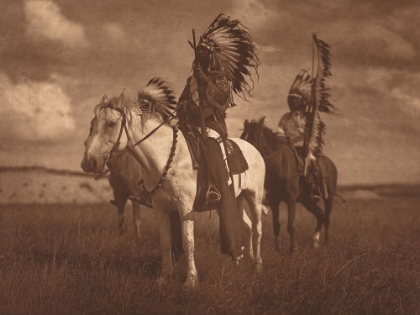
[
  {"xmin": 81, "ymin": 157, "xmax": 92, "ymax": 173},
  {"xmin": 81, "ymin": 155, "xmax": 105, "ymax": 173}
]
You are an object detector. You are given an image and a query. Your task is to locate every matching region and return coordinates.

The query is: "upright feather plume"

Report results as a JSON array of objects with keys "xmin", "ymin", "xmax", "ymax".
[
  {"xmin": 136, "ymin": 77, "xmax": 177, "ymax": 120},
  {"xmin": 304, "ymin": 34, "xmax": 335, "ymax": 159},
  {"xmin": 198, "ymin": 14, "xmax": 260, "ymax": 100},
  {"xmin": 312, "ymin": 35, "xmax": 335, "ymax": 114}
]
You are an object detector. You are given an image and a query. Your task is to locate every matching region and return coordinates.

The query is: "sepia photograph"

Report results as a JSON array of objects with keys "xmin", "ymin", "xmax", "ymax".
[{"xmin": 0, "ymin": 0, "xmax": 419, "ymax": 314}]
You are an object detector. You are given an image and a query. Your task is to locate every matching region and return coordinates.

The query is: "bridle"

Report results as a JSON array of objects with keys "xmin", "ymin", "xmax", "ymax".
[
  {"xmin": 107, "ymin": 111, "xmax": 127, "ymax": 161},
  {"xmin": 99, "ymin": 104, "xmax": 178, "ymax": 197},
  {"xmin": 101, "ymin": 104, "xmax": 176, "ymax": 160}
]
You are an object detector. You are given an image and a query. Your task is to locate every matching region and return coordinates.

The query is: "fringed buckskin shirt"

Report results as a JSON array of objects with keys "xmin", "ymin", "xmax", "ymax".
[
  {"xmin": 277, "ymin": 110, "xmax": 306, "ymax": 147},
  {"xmin": 178, "ymin": 70, "xmax": 231, "ymax": 133}
]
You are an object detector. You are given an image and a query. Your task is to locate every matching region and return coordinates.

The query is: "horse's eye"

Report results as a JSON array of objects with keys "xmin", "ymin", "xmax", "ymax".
[{"xmin": 109, "ymin": 121, "xmax": 116, "ymax": 128}]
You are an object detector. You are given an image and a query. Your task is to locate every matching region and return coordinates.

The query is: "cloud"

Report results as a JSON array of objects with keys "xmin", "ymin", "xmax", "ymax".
[
  {"xmin": 102, "ymin": 23, "xmax": 127, "ymax": 42},
  {"xmin": 24, "ymin": 0, "xmax": 88, "ymax": 48},
  {"xmin": 0, "ymin": 74, "xmax": 75, "ymax": 141},
  {"xmin": 330, "ymin": 20, "xmax": 415, "ymax": 63},
  {"xmin": 256, "ymin": 44, "xmax": 281, "ymax": 54},
  {"xmin": 231, "ymin": 0, "xmax": 282, "ymax": 32}
]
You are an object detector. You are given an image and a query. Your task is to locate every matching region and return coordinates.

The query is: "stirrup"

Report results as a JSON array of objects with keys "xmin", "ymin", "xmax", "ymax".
[
  {"xmin": 205, "ymin": 185, "xmax": 221, "ymax": 205},
  {"xmin": 129, "ymin": 191, "xmax": 153, "ymax": 209},
  {"xmin": 311, "ymin": 188, "xmax": 322, "ymax": 200}
]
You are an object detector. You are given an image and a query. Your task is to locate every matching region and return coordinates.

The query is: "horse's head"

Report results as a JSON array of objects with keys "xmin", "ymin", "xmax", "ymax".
[
  {"xmin": 81, "ymin": 92, "xmax": 136, "ymax": 174},
  {"xmin": 81, "ymin": 77, "xmax": 176, "ymax": 174},
  {"xmin": 240, "ymin": 116, "xmax": 277, "ymax": 158}
]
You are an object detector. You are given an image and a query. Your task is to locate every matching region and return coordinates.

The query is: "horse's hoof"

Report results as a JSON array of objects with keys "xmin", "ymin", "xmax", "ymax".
[
  {"xmin": 274, "ymin": 240, "xmax": 280, "ymax": 252},
  {"xmin": 254, "ymin": 259, "xmax": 263, "ymax": 274},
  {"xmin": 311, "ymin": 231, "xmax": 321, "ymax": 249},
  {"xmin": 183, "ymin": 275, "xmax": 198, "ymax": 288},
  {"xmin": 261, "ymin": 205, "xmax": 269, "ymax": 216},
  {"xmin": 155, "ymin": 277, "xmax": 168, "ymax": 287}
]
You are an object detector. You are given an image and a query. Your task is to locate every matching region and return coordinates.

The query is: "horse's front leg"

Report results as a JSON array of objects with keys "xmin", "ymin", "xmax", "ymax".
[
  {"xmin": 132, "ymin": 201, "xmax": 141, "ymax": 238},
  {"xmin": 116, "ymin": 201, "xmax": 126, "ymax": 236},
  {"xmin": 324, "ymin": 196, "xmax": 334, "ymax": 245},
  {"xmin": 154, "ymin": 207, "xmax": 173, "ymax": 283},
  {"xmin": 267, "ymin": 194, "xmax": 281, "ymax": 252},
  {"xmin": 301, "ymin": 198, "xmax": 325, "ymax": 249},
  {"xmin": 286, "ymin": 196, "xmax": 298, "ymax": 253},
  {"xmin": 178, "ymin": 200, "xmax": 198, "ymax": 287}
]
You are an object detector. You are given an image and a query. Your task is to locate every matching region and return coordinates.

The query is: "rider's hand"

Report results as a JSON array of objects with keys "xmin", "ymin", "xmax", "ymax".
[{"xmin": 193, "ymin": 60, "xmax": 209, "ymax": 83}]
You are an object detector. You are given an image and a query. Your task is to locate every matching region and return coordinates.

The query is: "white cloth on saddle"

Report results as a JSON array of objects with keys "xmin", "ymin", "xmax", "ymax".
[{"xmin": 202, "ymin": 127, "xmax": 232, "ymax": 185}]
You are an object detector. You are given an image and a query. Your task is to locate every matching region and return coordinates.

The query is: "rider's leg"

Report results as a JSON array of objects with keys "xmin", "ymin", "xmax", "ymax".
[{"xmin": 204, "ymin": 138, "xmax": 244, "ymax": 261}]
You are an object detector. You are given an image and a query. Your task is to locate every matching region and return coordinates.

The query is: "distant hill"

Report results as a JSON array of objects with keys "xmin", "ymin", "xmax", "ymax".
[
  {"xmin": 0, "ymin": 166, "xmax": 112, "ymax": 204},
  {"xmin": 0, "ymin": 166, "xmax": 103, "ymax": 178},
  {"xmin": 1, "ymin": 167, "xmax": 419, "ymax": 205},
  {"xmin": 339, "ymin": 183, "xmax": 420, "ymax": 198}
]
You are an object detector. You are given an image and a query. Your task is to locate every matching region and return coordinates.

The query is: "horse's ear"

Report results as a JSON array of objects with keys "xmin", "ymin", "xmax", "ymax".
[
  {"xmin": 244, "ymin": 119, "xmax": 249, "ymax": 128},
  {"xmin": 102, "ymin": 93, "xmax": 109, "ymax": 103},
  {"xmin": 114, "ymin": 91, "xmax": 125, "ymax": 106},
  {"xmin": 258, "ymin": 116, "xmax": 266, "ymax": 125}
]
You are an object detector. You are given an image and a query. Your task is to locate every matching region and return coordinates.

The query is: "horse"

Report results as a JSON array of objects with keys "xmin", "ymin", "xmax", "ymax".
[
  {"xmin": 240, "ymin": 117, "xmax": 338, "ymax": 252},
  {"xmin": 82, "ymin": 118, "xmax": 143, "ymax": 238},
  {"xmin": 81, "ymin": 92, "xmax": 267, "ymax": 287}
]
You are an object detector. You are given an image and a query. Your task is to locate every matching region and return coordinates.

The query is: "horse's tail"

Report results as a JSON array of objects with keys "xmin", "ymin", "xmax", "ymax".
[
  {"xmin": 334, "ymin": 193, "xmax": 347, "ymax": 208},
  {"xmin": 261, "ymin": 204, "xmax": 269, "ymax": 217}
]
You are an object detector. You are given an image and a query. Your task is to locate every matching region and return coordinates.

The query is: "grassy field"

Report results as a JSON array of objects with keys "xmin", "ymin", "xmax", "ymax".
[{"xmin": 0, "ymin": 194, "xmax": 419, "ymax": 315}]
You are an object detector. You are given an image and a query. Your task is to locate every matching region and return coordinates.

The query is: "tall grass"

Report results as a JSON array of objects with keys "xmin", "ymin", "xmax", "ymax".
[{"xmin": 0, "ymin": 196, "xmax": 419, "ymax": 314}]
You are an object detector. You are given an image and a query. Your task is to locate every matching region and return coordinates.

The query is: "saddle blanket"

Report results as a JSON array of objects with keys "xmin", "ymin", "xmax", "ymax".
[{"xmin": 181, "ymin": 127, "xmax": 248, "ymax": 175}]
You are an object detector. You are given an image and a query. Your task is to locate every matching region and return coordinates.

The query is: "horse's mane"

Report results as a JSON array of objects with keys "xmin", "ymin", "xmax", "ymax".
[
  {"xmin": 242, "ymin": 117, "xmax": 284, "ymax": 156},
  {"xmin": 259, "ymin": 123, "xmax": 283, "ymax": 150},
  {"xmin": 94, "ymin": 94, "xmax": 165, "ymax": 130}
]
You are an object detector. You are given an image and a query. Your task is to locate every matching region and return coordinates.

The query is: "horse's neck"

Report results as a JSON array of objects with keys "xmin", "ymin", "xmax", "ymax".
[
  {"xmin": 106, "ymin": 150, "xmax": 129, "ymax": 173},
  {"xmin": 262, "ymin": 130, "xmax": 283, "ymax": 157},
  {"xmin": 127, "ymin": 115, "xmax": 174, "ymax": 188}
]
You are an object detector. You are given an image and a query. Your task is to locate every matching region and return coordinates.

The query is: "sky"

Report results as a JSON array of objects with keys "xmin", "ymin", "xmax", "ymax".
[{"xmin": 0, "ymin": 0, "xmax": 419, "ymax": 185}]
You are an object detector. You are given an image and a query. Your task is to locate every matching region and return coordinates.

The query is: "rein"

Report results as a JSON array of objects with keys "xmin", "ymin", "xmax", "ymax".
[
  {"xmin": 104, "ymin": 105, "xmax": 179, "ymax": 197},
  {"xmin": 140, "ymin": 125, "xmax": 178, "ymax": 197},
  {"xmin": 127, "ymin": 113, "xmax": 176, "ymax": 149},
  {"xmin": 107, "ymin": 114, "xmax": 127, "ymax": 161}
]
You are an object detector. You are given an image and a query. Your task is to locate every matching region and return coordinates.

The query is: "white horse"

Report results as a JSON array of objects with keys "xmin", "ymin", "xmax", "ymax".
[
  {"xmin": 82, "ymin": 119, "xmax": 143, "ymax": 238},
  {"xmin": 81, "ymin": 92, "xmax": 267, "ymax": 287}
]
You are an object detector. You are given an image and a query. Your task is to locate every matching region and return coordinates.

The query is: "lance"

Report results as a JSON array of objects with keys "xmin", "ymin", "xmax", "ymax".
[
  {"xmin": 303, "ymin": 34, "xmax": 318, "ymax": 177},
  {"xmin": 192, "ymin": 29, "xmax": 207, "ymax": 141}
]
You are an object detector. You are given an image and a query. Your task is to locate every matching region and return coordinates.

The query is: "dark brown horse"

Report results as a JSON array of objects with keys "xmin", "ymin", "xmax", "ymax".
[{"xmin": 240, "ymin": 117, "xmax": 338, "ymax": 252}]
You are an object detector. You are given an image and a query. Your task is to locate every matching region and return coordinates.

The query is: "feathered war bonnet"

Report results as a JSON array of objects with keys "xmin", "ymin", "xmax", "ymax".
[
  {"xmin": 287, "ymin": 69, "xmax": 313, "ymax": 111},
  {"xmin": 136, "ymin": 77, "xmax": 177, "ymax": 120},
  {"xmin": 197, "ymin": 14, "xmax": 260, "ymax": 102}
]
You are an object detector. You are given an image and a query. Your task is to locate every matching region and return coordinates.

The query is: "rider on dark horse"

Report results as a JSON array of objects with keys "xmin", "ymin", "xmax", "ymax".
[
  {"xmin": 277, "ymin": 69, "xmax": 326, "ymax": 200},
  {"xmin": 177, "ymin": 14, "xmax": 260, "ymax": 262}
]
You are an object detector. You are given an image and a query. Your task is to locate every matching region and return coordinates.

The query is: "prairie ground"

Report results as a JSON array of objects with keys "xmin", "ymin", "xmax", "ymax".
[{"xmin": 0, "ymin": 192, "xmax": 419, "ymax": 315}]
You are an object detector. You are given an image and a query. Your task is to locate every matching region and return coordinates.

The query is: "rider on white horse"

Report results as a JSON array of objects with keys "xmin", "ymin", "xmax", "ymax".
[{"xmin": 177, "ymin": 14, "xmax": 260, "ymax": 262}]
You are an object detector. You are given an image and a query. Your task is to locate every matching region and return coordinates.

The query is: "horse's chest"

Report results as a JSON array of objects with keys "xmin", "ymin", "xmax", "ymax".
[{"xmin": 152, "ymin": 172, "xmax": 195, "ymax": 209}]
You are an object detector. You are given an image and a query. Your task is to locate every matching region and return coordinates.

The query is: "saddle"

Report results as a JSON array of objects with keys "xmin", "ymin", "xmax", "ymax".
[
  {"xmin": 180, "ymin": 127, "xmax": 248, "ymax": 212},
  {"xmin": 181, "ymin": 128, "xmax": 248, "ymax": 175},
  {"xmin": 288, "ymin": 144, "xmax": 328, "ymax": 199}
]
